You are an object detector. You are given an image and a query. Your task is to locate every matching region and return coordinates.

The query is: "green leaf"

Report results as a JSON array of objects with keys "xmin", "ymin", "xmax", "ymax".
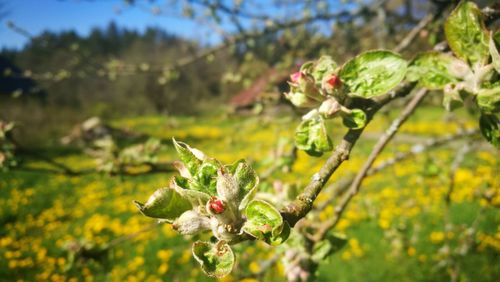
[
  {"xmin": 477, "ymin": 86, "xmax": 500, "ymax": 113},
  {"xmin": 231, "ymin": 159, "xmax": 259, "ymax": 201},
  {"xmin": 192, "ymin": 159, "xmax": 220, "ymax": 195},
  {"xmin": 479, "ymin": 114, "xmax": 500, "ymax": 148},
  {"xmin": 192, "ymin": 241, "xmax": 235, "ymax": 278},
  {"xmin": 242, "ymin": 199, "xmax": 288, "ymax": 245},
  {"xmin": 295, "ymin": 116, "xmax": 333, "ymax": 157},
  {"xmin": 406, "ymin": 52, "xmax": 469, "ymax": 89},
  {"xmin": 268, "ymin": 221, "xmax": 291, "ymax": 246},
  {"xmin": 489, "ymin": 34, "xmax": 500, "ymax": 74},
  {"xmin": 134, "ymin": 187, "xmax": 191, "ymax": 222},
  {"xmin": 171, "ymin": 176, "xmax": 211, "ymax": 207},
  {"xmin": 339, "ymin": 50, "xmax": 407, "ymax": 98},
  {"xmin": 311, "ymin": 233, "xmax": 348, "ymax": 263},
  {"xmin": 172, "ymin": 139, "xmax": 202, "ymax": 175},
  {"xmin": 444, "ymin": 1, "xmax": 489, "ymax": 65},
  {"xmin": 341, "ymin": 109, "xmax": 367, "ymax": 129}
]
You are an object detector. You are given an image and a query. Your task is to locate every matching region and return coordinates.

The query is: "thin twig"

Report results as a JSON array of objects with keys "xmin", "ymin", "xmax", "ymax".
[{"xmin": 315, "ymin": 128, "xmax": 479, "ymax": 212}]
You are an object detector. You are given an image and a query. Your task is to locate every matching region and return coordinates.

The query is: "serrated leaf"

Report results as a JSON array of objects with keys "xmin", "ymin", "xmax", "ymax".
[
  {"xmin": 341, "ymin": 109, "xmax": 367, "ymax": 129},
  {"xmin": 242, "ymin": 199, "xmax": 288, "ymax": 245},
  {"xmin": 134, "ymin": 187, "xmax": 191, "ymax": 222},
  {"xmin": 477, "ymin": 86, "xmax": 500, "ymax": 113},
  {"xmin": 295, "ymin": 116, "xmax": 333, "ymax": 157},
  {"xmin": 339, "ymin": 50, "xmax": 407, "ymax": 98},
  {"xmin": 172, "ymin": 139, "xmax": 202, "ymax": 175},
  {"xmin": 192, "ymin": 241, "xmax": 234, "ymax": 278},
  {"xmin": 489, "ymin": 33, "xmax": 500, "ymax": 73},
  {"xmin": 479, "ymin": 114, "xmax": 500, "ymax": 148},
  {"xmin": 444, "ymin": 1, "xmax": 489, "ymax": 65},
  {"xmin": 407, "ymin": 52, "xmax": 469, "ymax": 89},
  {"xmin": 311, "ymin": 233, "xmax": 348, "ymax": 263}
]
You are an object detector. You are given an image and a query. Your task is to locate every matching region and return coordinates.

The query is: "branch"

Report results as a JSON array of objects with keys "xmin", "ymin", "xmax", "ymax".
[
  {"xmin": 312, "ymin": 88, "xmax": 428, "ymax": 240},
  {"xmin": 280, "ymin": 81, "xmax": 418, "ymax": 226},
  {"xmin": 315, "ymin": 128, "xmax": 479, "ymax": 212}
]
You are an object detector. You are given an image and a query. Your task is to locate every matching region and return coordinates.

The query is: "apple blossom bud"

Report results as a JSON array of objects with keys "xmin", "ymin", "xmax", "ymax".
[
  {"xmin": 208, "ymin": 197, "xmax": 226, "ymax": 214},
  {"xmin": 172, "ymin": 210, "xmax": 211, "ymax": 235},
  {"xmin": 290, "ymin": 71, "xmax": 303, "ymax": 83},
  {"xmin": 318, "ymin": 98, "xmax": 341, "ymax": 118}
]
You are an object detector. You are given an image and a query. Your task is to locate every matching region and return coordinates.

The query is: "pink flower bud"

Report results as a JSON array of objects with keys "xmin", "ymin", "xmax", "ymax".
[
  {"xmin": 209, "ymin": 197, "xmax": 226, "ymax": 214},
  {"xmin": 290, "ymin": 72, "xmax": 303, "ymax": 83}
]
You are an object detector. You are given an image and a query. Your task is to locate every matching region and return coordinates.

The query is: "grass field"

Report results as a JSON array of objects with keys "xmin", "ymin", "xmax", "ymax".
[{"xmin": 1, "ymin": 106, "xmax": 499, "ymax": 282}]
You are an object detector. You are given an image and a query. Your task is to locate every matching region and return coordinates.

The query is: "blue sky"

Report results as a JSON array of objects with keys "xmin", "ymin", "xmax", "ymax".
[{"xmin": 0, "ymin": 0, "xmax": 221, "ymax": 50}]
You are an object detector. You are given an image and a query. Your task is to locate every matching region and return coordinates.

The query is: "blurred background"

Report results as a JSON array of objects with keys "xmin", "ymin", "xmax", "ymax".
[{"xmin": 0, "ymin": 0, "xmax": 498, "ymax": 281}]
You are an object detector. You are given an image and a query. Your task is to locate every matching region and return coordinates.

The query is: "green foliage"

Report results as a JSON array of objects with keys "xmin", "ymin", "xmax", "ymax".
[
  {"xmin": 311, "ymin": 233, "xmax": 348, "ymax": 263},
  {"xmin": 479, "ymin": 114, "xmax": 499, "ymax": 148},
  {"xmin": 192, "ymin": 241, "xmax": 235, "ymax": 278},
  {"xmin": 408, "ymin": 1, "xmax": 499, "ymax": 146},
  {"xmin": 339, "ymin": 50, "xmax": 407, "ymax": 98},
  {"xmin": 477, "ymin": 86, "xmax": 500, "ymax": 113},
  {"xmin": 444, "ymin": 1, "xmax": 489, "ymax": 65},
  {"xmin": 407, "ymin": 52, "xmax": 467, "ymax": 89},
  {"xmin": 295, "ymin": 116, "xmax": 333, "ymax": 157},
  {"xmin": 341, "ymin": 109, "xmax": 367, "ymax": 129},
  {"xmin": 490, "ymin": 34, "xmax": 500, "ymax": 73},
  {"xmin": 242, "ymin": 199, "xmax": 290, "ymax": 245}
]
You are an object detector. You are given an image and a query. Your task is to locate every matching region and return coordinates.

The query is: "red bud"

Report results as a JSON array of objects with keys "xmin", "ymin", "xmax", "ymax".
[
  {"xmin": 209, "ymin": 197, "xmax": 225, "ymax": 214},
  {"xmin": 326, "ymin": 75, "xmax": 341, "ymax": 88}
]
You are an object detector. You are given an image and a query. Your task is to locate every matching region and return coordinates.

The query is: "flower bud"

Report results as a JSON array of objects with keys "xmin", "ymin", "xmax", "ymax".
[
  {"xmin": 290, "ymin": 71, "xmax": 303, "ymax": 83},
  {"xmin": 318, "ymin": 98, "xmax": 341, "ymax": 118},
  {"xmin": 172, "ymin": 210, "xmax": 211, "ymax": 235},
  {"xmin": 284, "ymin": 92, "xmax": 321, "ymax": 108},
  {"xmin": 208, "ymin": 197, "xmax": 226, "ymax": 214}
]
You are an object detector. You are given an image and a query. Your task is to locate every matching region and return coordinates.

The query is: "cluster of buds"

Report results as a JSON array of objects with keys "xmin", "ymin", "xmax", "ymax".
[
  {"xmin": 135, "ymin": 139, "xmax": 290, "ymax": 277},
  {"xmin": 284, "ymin": 56, "xmax": 343, "ymax": 115},
  {"xmin": 285, "ymin": 57, "xmax": 370, "ymax": 156}
]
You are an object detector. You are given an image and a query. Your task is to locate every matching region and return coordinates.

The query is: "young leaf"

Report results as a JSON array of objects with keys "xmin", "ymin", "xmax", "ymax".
[
  {"xmin": 406, "ymin": 52, "xmax": 469, "ymax": 89},
  {"xmin": 216, "ymin": 168, "xmax": 239, "ymax": 202},
  {"xmin": 134, "ymin": 187, "xmax": 191, "ymax": 222},
  {"xmin": 242, "ymin": 199, "xmax": 288, "ymax": 245},
  {"xmin": 192, "ymin": 160, "xmax": 220, "ymax": 195},
  {"xmin": 192, "ymin": 241, "xmax": 235, "ymax": 278},
  {"xmin": 477, "ymin": 86, "xmax": 500, "ymax": 113},
  {"xmin": 173, "ymin": 139, "xmax": 202, "ymax": 175},
  {"xmin": 232, "ymin": 160, "xmax": 258, "ymax": 201},
  {"xmin": 171, "ymin": 176, "xmax": 211, "ymax": 207},
  {"xmin": 489, "ymin": 34, "xmax": 500, "ymax": 73},
  {"xmin": 295, "ymin": 116, "xmax": 333, "ymax": 157},
  {"xmin": 479, "ymin": 114, "xmax": 500, "ymax": 148},
  {"xmin": 339, "ymin": 50, "xmax": 407, "ymax": 98},
  {"xmin": 341, "ymin": 109, "xmax": 367, "ymax": 129},
  {"xmin": 311, "ymin": 233, "xmax": 348, "ymax": 263},
  {"xmin": 444, "ymin": 1, "xmax": 489, "ymax": 65}
]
